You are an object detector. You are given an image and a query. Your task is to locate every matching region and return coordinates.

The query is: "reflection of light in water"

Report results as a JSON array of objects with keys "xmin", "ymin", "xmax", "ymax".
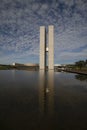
[
  {"xmin": 11, "ymin": 70, "xmax": 16, "ymax": 81},
  {"xmin": 46, "ymin": 88, "xmax": 49, "ymax": 93},
  {"xmin": 39, "ymin": 70, "xmax": 54, "ymax": 117}
]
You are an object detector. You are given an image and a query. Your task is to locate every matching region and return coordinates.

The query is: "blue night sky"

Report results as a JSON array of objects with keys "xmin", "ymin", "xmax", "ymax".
[{"xmin": 0, "ymin": 0, "xmax": 87, "ymax": 65}]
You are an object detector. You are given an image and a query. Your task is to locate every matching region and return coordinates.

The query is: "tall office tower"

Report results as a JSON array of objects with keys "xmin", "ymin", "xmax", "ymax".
[
  {"xmin": 40, "ymin": 26, "xmax": 46, "ymax": 70},
  {"xmin": 40, "ymin": 25, "xmax": 54, "ymax": 70},
  {"xmin": 48, "ymin": 25, "xmax": 54, "ymax": 70}
]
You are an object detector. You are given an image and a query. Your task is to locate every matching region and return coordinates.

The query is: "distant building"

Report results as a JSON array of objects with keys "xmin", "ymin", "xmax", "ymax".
[
  {"xmin": 12, "ymin": 63, "xmax": 16, "ymax": 66},
  {"xmin": 24, "ymin": 63, "xmax": 39, "ymax": 67},
  {"xmin": 12, "ymin": 63, "xmax": 39, "ymax": 67},
  {"xmin": 54, "ymin": 64, "xmax": 66, "ymax": 71},
  {"xmin": 54, "ymin": 64, "xmax": 61, "ymax": 67}
]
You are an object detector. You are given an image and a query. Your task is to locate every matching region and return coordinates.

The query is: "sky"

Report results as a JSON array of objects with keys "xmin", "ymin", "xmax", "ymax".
[{"xmin": 0, "ymin": 0, "xmax": 87, "ymax": 65}]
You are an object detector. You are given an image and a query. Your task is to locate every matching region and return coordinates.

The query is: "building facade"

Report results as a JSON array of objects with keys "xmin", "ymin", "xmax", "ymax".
[{"xmin": 40, "ymin": 25, "xmax": 54, "ymax": 70}]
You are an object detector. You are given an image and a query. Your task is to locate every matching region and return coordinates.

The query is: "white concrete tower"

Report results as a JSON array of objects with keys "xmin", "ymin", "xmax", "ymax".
[
  {"xmin": 48, "ymin": 25, "xmax": 54, "ymax": 70},
  {"xmin": 40, "ymin": 26, "xmax": 46, "ymax": 70},
  {"xmin": 40, "ymin": 25, "xmax": 54, "ymax": 70}
]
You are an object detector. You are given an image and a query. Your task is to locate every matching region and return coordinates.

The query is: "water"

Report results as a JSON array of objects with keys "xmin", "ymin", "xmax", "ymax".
[{"xmin": 0, "ymin": 70, "xmax": 87, "ymax": 130}]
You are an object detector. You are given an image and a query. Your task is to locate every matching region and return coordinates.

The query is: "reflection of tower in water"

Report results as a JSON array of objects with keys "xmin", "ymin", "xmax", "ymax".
[
  {"xmin": 39, "ymin": 70, "xmax": 46, "ymax": 116},
  {"xmin": 39, "ymin": 70, "xmax": 54, "ymax": 117},
  {"xmin": 47, "ymin": 70, "xmax": 54, "ymax": 116}
]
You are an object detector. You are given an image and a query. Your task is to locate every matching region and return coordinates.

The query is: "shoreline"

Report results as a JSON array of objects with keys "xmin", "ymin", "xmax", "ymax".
[
  {"xmin": 63, "ymin": 70, "xmax": 87, "ymax": 75},
  {"xmin": 0, "ymin": 68, "xmax": 87, "ymax": 75}
]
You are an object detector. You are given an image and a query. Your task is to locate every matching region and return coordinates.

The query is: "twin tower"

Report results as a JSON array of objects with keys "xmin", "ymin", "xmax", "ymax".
[{"xmin": 40, "ymin": 25, "xmax": 54, "ymax": 70}]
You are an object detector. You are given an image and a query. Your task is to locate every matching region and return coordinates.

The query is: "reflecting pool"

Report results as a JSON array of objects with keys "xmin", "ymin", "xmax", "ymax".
[{"xmin": 0, "ymin": 70, "xmax": 87, "ymax": 130}]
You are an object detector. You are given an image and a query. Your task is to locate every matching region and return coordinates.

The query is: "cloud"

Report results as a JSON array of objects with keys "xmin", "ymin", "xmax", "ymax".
[
  {"xmin": 0, "ymin": 0, "xmax": 87, "ymax": 64},
  {"xmin": 55, "ymin": 45, "xmax": 87, "ymax": 64}
]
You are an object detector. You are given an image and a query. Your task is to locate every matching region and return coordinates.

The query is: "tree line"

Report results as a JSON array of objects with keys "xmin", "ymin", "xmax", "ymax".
[{"xmin": 75, "ymin": 59, "xmax": 87, "ymax": 69}]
